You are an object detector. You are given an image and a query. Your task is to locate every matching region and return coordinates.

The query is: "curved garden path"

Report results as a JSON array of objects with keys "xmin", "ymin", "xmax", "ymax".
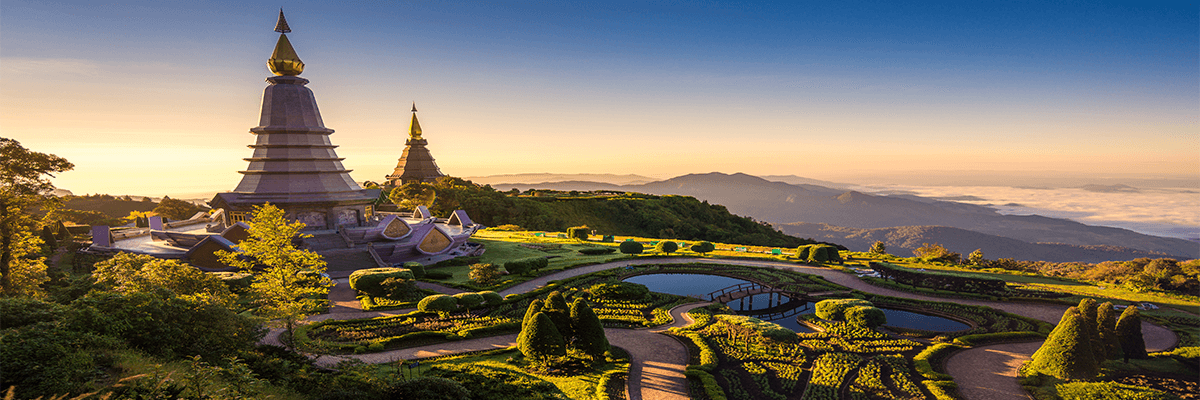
[{"xmin": 282, "ymin": 257, "xmax": 1177, "ymax": 400}]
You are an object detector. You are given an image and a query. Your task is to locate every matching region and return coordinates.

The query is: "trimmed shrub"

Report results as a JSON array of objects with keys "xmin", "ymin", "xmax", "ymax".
[
  {"xmin": 1076, "ymin": 298, "xmax": 1104, "ymax": 360},
  {"xmin": 1096, "ymin": 302, "xmax": 1122, "ymax": 360},
  {"xmin": 655, "ymin": 240, "xmax": 679, "ymax": 254},
  {"xmin": 690, "ymin": 241, "xmax": 715, "ymax": 255},
  {"xmin": 504, "ymin": 257, "xmax": 547, "ymax": 275},
  {"xmin": 349, "ymin": 268, "xmax": 415, "ymax": 297},
  {"xmin": 715, "ymin": 314, "xmax": 796, "ymax": 341},
  {"xmin": 478, "ymin": 291, "xmax": 504, "ymax": 305},
  {"xmin": 845, "ymin": 306, "xmax": 887, "ymax": 328},
  {"xmin": 1029, "ymin": 307, "xmax": 1099, "ymax": 380},
  {"xmin": 567, "ymin": 226, "xmax": 590, "ymax": 240},
  {"xmin": 685, "ymin": 366, "xmax": 728, "ymax": 400},
  {"xmin": 794, "ymin": 245, "xmax": 811, "ymax": 260},
  {"xmin": 453, "ymin": 292, "xmax": 485, "ymax": 311},
  {"xmin": 801, "ymin": 244, "xmax": 842, "ymax": 263},
  {"xmin": 619, "ymin": 241, "xmax": 644, "ymax": 255},
  {"xmin": 518, "ymin": 312, "xmax": 566, "ymax": 360},
  {"xmin": 1116, "ymin": 306, "xmax": 1147, "ymax": 361},
  {"xmin": 589, "ymin": 282, "xmax": 649, "ymax": 300},
  {"xmin": 542, "ymin": 291, "xmax": 574, "ymax": 338},
  {"xmin": 815, "ymin": 298, "xmax": 873, "ymax": 321},
  {"xmin": 522, "ymin": 299, "xmax": 545, "ymax": 328},
  {"xmin": 570, "ymin": 298, "xmax": 609, "ymax": 360},
  {"xmin": 578, "ymin": 247, "xmax": 616, "ymax": 255},
  {"xmin": 402, "ymin": 261, "xmax": 426, "ymax": 279},
  {"xmin": 380, "ymin": 277, "xmax": 420, "ymax": 300},
  {"xmin": 418, "ymin": 294, "xmax": 458, "ymax": 317}
]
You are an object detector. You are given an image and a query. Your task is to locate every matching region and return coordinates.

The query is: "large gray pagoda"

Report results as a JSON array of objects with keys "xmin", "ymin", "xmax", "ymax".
[
  {"xmin": 210, "ymin": 11, "xmax": 379, "ymax": 229},
  {"xmin": 385, "ymin": 104, "xmax": 446, "ymax": 186}
]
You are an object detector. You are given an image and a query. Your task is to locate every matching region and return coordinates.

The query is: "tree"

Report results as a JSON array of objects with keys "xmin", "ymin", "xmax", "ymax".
[
  {"xmin": 655, "ymin": 240, "xmax": 679, "ymax": 254},
  {"xmin": 913, "ymin": 243, "xmax": 961, "ymax": 264},
  {"xmin": 1115, "ymin": 306, "xmax": 1147, "ymax": 361},
  {"xmin": 468, "ymin": 263, "xmax": 502, "ymax": 285},
  {"xmin": 690, "ymin": 241, "xmax": 715, "ymax": 255},
  {"xmin": 216, "ymin": 203, "xmax": 331, "ymax": 347},
  {"xmin": 618, "ymin": 241, "xmax": 644, "ymax": 255},
  {"xmin": 92, "ymin": 252, "xmax": 235, "ymax": 306},
  {"xmin": 153, "ymin": 197, "xmax": 204, "ymax": 220},
  {"xmin": 1076, "ymin": 298, "xmax": 1104, "ymax": 360},
  {"xmin": 1, "ymin": 138, "xmax": 72, "ymax": 296},
  {"xmin": 1029, "ymin": 307, "xmax": 1099, "ymax": 380},
  {"xmin": 518, "ymin": 312, "xmax": 566, "ymax": 361},
  {"xmin": 968, "ymin": 249, "xmax": 985, "ymax": 266},
  {"xmin": 541, "ymin": 291, "xmax": 574, "ymax": 338},
  {"xmin": 868, "ymin": 241, "xmax": 887, "ymax": 255},
  {"xmin": 570, "ymin": 298, "xmax": 609, "ymax": 360},
  {"xmin": 389, "ymin": 182, "xmax": 437, "ymax": 210}
]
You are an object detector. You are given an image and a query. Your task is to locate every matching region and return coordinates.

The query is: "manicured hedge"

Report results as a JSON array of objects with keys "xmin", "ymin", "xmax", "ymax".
[
  {"xmin": 578, "ymin": 247, "xmax": 616, "ymax": 255},
  {"xmin": 685, "ymin": 366, "xmax": 728, "ymax": 400},
  {"xmin": 589, "ymin": 282, "xmax": 649, "ymax": 300},
  {"xmin": 350, "ymin": 268, "xmax": 415, "ymax": 296},
  {"xmin": 503, "ymin": 257, "xmax": 548, "ymax": 275},
  {"xmin": 618, "ymin": 241, "xmax": 644, "ymax": 255},
  {"xmin": 815, "ymin": 299, "xmax": 873, "ymax": 321},
  {"xmin": 715, "ymin": 314, "xmax": 796, "ymax": 341},
  {"xmin": 913, "ymin": 343, "xmax": 961, "ymax": 380}
]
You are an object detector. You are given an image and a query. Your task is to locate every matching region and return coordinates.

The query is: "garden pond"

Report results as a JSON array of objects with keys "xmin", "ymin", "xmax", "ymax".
[{"xmin": 623, "ymin": 273, "xmax": 969, "ymax": 333}]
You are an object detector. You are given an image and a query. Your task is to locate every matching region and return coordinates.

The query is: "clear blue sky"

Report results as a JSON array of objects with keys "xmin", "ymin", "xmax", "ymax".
[{"xmin": 2, "ymin": 0, "xmax": 1196, "ymax": 195}]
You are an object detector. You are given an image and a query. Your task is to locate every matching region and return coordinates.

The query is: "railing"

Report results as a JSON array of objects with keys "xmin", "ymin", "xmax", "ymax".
[{"xmin": 706, "ymin": 282, "xmax": 793, "ymax": 302}]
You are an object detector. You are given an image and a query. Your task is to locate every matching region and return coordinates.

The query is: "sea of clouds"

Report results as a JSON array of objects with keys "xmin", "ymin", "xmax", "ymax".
[{"xmin": 853, "ymin": 185, "xmax": 1200, "ymax": 241}]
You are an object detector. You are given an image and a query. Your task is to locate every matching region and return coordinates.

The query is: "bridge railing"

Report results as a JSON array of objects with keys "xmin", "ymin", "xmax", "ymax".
[{"xmin": 706, "ymin": 282, "xmax": 770, "ymax": 301}]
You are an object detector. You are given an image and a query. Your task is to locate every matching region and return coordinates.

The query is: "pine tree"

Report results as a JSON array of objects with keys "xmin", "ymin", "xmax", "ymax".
[
  {"xmin": 541, "ymin": 291, "xmax": 574, "ymax": 339},
  {"xmin": 1030, "ymin": 307, "xmax": 1099, "ymax": 380},
  {"xmin": 1116, "ymin": 306, "xmax": 1147, "ymax": 362},
  {"xmin": 570, "ymin": 297, "xmax": 609, "ymax": 360},
  {"xmin": 1096, "ymin": 302, "xmax": 1122, "ymax": 361},
  {"xmin": 518, "ymin": 312, "xmax": 566, "ymax": 361}
]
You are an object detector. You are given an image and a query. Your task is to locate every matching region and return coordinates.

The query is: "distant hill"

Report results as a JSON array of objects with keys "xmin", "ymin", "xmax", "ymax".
[
  {"xmin": 491, "ymin": 172, "xmax": 1198, "ymax": 260},
  {"xmin": 776, "ymin": 223, "xmax": 1178, "ymax": 263},
  {"xmin": 62, "ymin": 195, "xmax": 157, "ymax": 218},
  {"xmin": 464, "ymin": 173, "xmax": 656, "ymax": 186}
]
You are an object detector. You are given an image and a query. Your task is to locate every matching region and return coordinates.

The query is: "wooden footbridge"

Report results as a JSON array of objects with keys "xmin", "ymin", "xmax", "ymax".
[{"xmin": 705, "ymin": 282, "xmax": 792, "ymax": 303}]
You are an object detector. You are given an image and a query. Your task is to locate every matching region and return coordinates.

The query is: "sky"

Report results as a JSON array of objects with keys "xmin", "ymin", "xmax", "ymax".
[{"xmin": 1, "ymin": 0, "xmax": 1197, "ymax": 197}]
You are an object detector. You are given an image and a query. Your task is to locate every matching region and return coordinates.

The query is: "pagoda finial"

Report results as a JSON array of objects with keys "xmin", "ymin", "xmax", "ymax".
[
  {"xmin": 409, "ymin": 108, "xmax": 423, "ymax": 140},
  {"xmin": 267, "ymin": 10, "xmax": 304, "ymax": 76},
  {"xmin": 274, "ymin": 9, "xmax": 292, "ymax": 33}
]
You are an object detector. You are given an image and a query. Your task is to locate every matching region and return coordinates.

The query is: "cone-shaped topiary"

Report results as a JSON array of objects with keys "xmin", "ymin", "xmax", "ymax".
[
  {"xmin": 1030, "ymin": 307, "xmax": 1099, "ymax": 380},
  {"xmin": 522, "ymin": 299, "xmax": 544, "ymax": 329},
  {"xmin": 1116, "ymin": 306, "xmax": 1147, "ymax": 361},
  {"xmin": 542, "ymin": 291, "xmax": 574, "ymax": 339},
  {"xmin": 1077, "ymin": 298, "xmax": 1104, "ymax": 360},
  {"xmin": 1096, "ymin": 302, "xmax": 1122, "ymax": 361},
  {"xmin": 570, "ymin": 298, "xmax": 609, "ymax": 360},
  {"xmin": 518, "ymin": 312, "xmax": 566, "ymax": 361}
]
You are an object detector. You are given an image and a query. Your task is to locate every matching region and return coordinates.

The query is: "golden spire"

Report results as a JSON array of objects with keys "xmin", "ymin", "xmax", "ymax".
[
  {"xmin": 267, "ymin": 10, "xmax": 304, "ymax": 76},
  {"xmin": 409, "ymin": 103, "xmax": 423, "ymax": 140}
]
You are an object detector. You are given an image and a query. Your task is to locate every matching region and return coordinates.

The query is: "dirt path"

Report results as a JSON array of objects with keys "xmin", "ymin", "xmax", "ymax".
[{"xmin": 946, "ymin": 341, "xmax": 1043, "ymax": 400}]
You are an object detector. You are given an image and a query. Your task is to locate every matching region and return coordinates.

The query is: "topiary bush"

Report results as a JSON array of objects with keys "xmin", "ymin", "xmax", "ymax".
[
  {"xmin": 402, "ymin": 261, "xmax": 426, "ymax": 279},
  {"xmin": 453, "ymin": 292, "xmax": 485, "ymax": 311},
  {"xmin": 570, "ymin": 298, "xmax": 609, "ymax": 360},
  {"xmin": 655, "ymin": 240, "xmax": 679, "ymax": 254},
  {"xmin": 1116, "ymin": 306, "xmax": 1147, "ymax": 361},
  {"xmin": 478, "ymin": 291, "xmax": 504, "ymax": 305},
  {"xmin": 567, "ymin": 226, "xmax": 590, "ymax": 241},
  {"xmin": 578, "ymin": 247, "xmax": 616, "ymax": 255},
  {"xmin": 690, "ymin": 241, "xmax": 715, "ymax": 255},
  {"xmin": 618, "ymin": 241, "xmax": 644, "ymax": 255},
  {"xmin": 350, "ymin": 268, "xmax": 415, "ymax": 297},
  {"xmin": 1029, "ymin": 307, "xmax": 1099, "ymax": 380},
  {"xmin": 815, "ymin": 298, "xmax": 873, "ymax": 321},
  {"xmin": 425, "ymin": 271, "xmax": 453, "ymax": 280},
  {"xmin": 518, "ymin": 312, "xmax": 566, "ymax": 361},
  {"xmin": 589, "ymin": 282, "xmax": 650, "ymax": 300},
  {"xmin": 846, "ymin": 305, "xmax": 887, "ymax": 328},
  {"xmin": 418, "ymin": 294, "xmax": 458, "ymax": 317},
  {"xmin": 504, "ymin": 257, "xmax": 547, "ymax": 275}
]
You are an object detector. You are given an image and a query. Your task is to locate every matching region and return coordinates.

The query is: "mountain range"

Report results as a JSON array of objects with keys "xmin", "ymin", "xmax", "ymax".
[{"xmin": 486, "ymin": 172, "xmax": 1198, "ymax": 263}]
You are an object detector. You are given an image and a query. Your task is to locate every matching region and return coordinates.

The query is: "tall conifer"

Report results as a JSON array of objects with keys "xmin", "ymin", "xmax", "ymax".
[
  {"xmin": 1096, "ymin": 302, "xmax": 1122, "ymax": 360},
  {"xmin": 570, "ymin": 297, "xmax": 609, "ymax": 360},
  {"xmin": 1030, "ymin": 307, "xmax": 1099, "ymax": 380},
  {"xmin": 1115, "ymin": 306, "xmax": 1147, "ymax": 361}
]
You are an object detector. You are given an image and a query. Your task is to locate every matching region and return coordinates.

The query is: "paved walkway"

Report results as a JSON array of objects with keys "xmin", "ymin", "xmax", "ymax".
[{"xmin": 282, "ymin": 257, "xmax": 1179, "ymax": 400}]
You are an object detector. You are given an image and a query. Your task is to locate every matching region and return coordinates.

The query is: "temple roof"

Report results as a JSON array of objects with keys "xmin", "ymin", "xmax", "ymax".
[{"xmin": 387, "ymin": 105, "xmax": 445, "ymax": 185}]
